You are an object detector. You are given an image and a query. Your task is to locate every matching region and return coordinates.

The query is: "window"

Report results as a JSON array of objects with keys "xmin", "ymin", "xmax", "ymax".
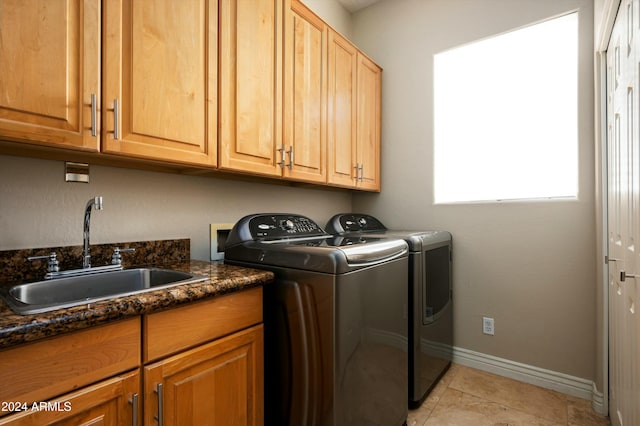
[{"xmin": 433, "ymin": 12, "xmax": 578, "ymax": 203}]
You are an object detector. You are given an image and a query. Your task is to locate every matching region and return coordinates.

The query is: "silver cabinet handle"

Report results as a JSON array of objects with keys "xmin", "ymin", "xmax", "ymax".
[
  {"xmin": 277, "ymin": 144, "xmax": 285, "ymax": 169},
  {"xmin": 620, "ymin": 271, "xmax": 639, "ymax": 282},
  {"xmin": 605, "ymin": 255, "xmax": 621, "ymax": 264},
  {"xmin": 129, "ymin": 393, "xmax": 138, "ymax": 426},
  {"xmin": 113, "ymin": 99, "xmax": 120, "ymax": 140},
  {"xmin": 154, "ymin": 383, "xmax": 163, "ymax": 426},
  {"xmin": 354, "ymin": 163, "xmax": 359, "ymax": 182},
  {"xmin": 90, "ymin": 93, "xmax": 97, "ymax": 137},
  {"xmin": 287, "ymin": 146, "xmax": 294, "ymax": 170},
  {"xmin": 358, "ymin": 164, "xmax": 364, "ymax": 182}
]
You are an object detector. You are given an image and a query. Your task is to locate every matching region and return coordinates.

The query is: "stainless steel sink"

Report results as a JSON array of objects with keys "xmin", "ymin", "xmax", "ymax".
[{"xmin": 0, "ymin": 268, "xmax": 208, "ymax": 315}]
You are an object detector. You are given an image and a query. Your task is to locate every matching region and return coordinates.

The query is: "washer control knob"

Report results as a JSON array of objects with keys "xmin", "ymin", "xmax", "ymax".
[
  {"xmin": 358, "ymin": 217, "xmax": 368, "ymax": 228},
  {"xmin": 281, "ymin": 219, "xmax": 295, "ymax": 231}
]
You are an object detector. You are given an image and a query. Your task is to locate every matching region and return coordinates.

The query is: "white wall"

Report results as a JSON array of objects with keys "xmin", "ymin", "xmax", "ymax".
[
  {"xmin": 0, "ymin": 155, "xmax": 352, "ymax": 260},
  {"xmin": 349, "ymin": 0, "xmax": 597, "ymax": 382},
  {"xmin": 302, "ymin": 0, "xmax": 353, "ymax": 38}
]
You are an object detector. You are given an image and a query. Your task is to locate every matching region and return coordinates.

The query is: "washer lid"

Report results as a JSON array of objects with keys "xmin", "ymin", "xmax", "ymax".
[
  {"xmin": 225, "ymin": 236, "xmax": 407, "ymax": 273},
  {"xmin": 224, "ymin": 214, "xmax": 408, "ymax": 273},
  {"xmin": 326, "ymin": 213, "xmax": 452, "ymax": 251},
  {"xmin": 332, "ymin": 236, "xmax": 408, "ymax": 265}
]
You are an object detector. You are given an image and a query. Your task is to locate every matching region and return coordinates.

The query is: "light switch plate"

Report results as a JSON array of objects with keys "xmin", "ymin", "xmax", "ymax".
[{"xmin": 210, "ymin": 223, "xmax": 234, "ymax": 261}]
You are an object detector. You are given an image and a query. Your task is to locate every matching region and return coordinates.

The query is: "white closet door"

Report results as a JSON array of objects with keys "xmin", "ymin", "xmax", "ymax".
[{"xmin": 607, "ymin": 1, "xmax": 640, "ymax": 425}]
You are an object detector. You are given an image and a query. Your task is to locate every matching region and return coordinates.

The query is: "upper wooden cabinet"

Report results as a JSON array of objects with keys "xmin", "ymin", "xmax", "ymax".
[
  {"xmin": 220, "ymin": 0, "xmax": 332, "ymax": 184},
  {"xmin": 356, "ymin": 53, "xmax": 382, "ymax": 191},
  {"xmin": 282, "ymin": 0, "xmax": 328, "ymax": 184},
  {"xmin": 327, "ymin": 30, "xmax": 358, "ymax": 188},
  {"xmin": 102, "ymin": 0, "xmax": 217, "ymax": 166},
  {"xmin": 0, "ymin": 0, "xmax": 381, "ymax": 190},
  {"xmin": 327, "ymin": 30, "xmax": 381, "ymax": 191},
  {"xmin": 219, "ymin": 0, "xmax": 283, "ymax": 177},
  {"xmin": 0, "ymin": 0, "xmax": 100, "ymax": 151}
]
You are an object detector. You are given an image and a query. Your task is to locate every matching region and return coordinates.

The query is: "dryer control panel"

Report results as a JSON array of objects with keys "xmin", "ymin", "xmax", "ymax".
[{"xmin": 326, "ymin": 213, "xmax": 386, "ymax": 234}]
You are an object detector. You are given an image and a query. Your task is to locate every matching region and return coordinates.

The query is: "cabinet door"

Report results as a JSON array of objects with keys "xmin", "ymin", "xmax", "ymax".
[
  {"xmin": 102, "ymin": 0, "xmax": 217, "ymax": 166},
  {"xmin": 282, "ymin": 0, "xmax": 327, "ymax": 183},
  {"xmin": 219, "ymin": 0, "xmax": 283, "ymax": 177},
  {"xmin": 144, "ymin": 325, "xmax": 264, "ymax": 426},
  {"xmin": 327, "ymin": 30, "xmax": 358, "ymax": 188},
  {"xmin": 0, "ymin": 370, "xmax": 140, "ymax": 426},
  {"xmin": 0, "ymin": 0, "xmax": 100, "ymax": 151},
  {"xmin": 356, "ymin": 53, "xmax": 382, "ymax": 191}
]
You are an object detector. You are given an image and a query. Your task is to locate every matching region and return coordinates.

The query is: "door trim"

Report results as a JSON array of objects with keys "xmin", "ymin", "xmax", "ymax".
[{"xmin": 595, "ymin": 0, "xmax": 621, "ymax": 418}]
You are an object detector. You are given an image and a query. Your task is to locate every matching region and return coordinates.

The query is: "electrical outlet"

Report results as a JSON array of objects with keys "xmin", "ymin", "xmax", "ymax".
[{"xmin": 483, "ymin": 317, "xmax": 495, "ymax": 335}]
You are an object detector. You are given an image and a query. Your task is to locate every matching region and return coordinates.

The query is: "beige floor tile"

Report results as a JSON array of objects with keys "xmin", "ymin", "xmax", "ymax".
[
  {"xmin": 408, "ymin": 364, "xmax": 460, "ymax": 426},
  {"xmin": 448, "ymin": 366, "xmax": 568, "ymax": 424},
  {"xmin": 408, "ymin": 364, "xmax": 612, "ymax": 426},
  {"xmin": 407, "ymin": 394, "xmax": 437, "ymax": 426},
  {"xmin": 407, "ymin": 408, "xmax": 429, "ymax": 426},
  {"xmin": 566, "ymin": 396, "xmax": 611, "ymax": 426},
  {"xmin": 425, "ymin": 388, "xmax": 564, "ymax": 426}
]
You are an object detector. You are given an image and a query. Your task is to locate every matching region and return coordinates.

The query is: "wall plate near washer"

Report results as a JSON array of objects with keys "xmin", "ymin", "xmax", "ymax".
[{"xmin": 210, "ymin": 223, "xmax": 234, "ymax": 261}]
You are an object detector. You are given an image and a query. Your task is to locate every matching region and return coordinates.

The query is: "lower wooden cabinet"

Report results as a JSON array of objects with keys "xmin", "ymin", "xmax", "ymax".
[
  {"xmin": 0, "ymin": 288, "xmax": 264, "ymax": 426},
  {"xmin": 0, "ymin": 370, "xmax": 140, "ymax": 426},
  {"xmin": 144, "ymin": 325, "xmax": 264, "ymax": 426}
]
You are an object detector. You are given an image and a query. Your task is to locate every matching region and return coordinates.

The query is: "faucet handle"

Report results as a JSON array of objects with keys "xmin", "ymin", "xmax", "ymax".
[
  {"xmin": 111, "ymin": 247, "xmax": 135, "ymax": 265},
  {"xmin": 28, "ymin": 252, "xmax": 60, "ymax": 274}
]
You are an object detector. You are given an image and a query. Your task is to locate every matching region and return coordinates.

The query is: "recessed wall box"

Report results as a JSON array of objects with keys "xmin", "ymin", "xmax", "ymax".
[
  {"xmin": 210, "ymin": 223, "xmax": 234, "ymax": 261},
  {"xmin": 65, "ymin": 162, "xmax": 90, "ymax": 183}
]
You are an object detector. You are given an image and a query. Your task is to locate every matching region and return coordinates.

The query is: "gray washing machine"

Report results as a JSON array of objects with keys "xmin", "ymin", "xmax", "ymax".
[
  {"xmin": 326, "ymin": 214, "xmax": 453, "ymax": 408},
  {"xmin": 224, "ymin": 214, "xmax": 410, "ymax": 425}
]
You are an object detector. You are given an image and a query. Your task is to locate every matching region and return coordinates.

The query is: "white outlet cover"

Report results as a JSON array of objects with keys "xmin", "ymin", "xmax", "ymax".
[
  {"xmin": 210, "ymin": 223, "xmax": 234, "ymax": 261},
  {"xmin": 483, "ymin": 317, "xmax": 495, "ymax": 335}
]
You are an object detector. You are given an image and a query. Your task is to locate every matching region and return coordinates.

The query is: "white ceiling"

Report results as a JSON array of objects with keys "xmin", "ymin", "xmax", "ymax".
[{"xmin": 336, "ymin": 0, "xmax": 382, "ymax": 13}]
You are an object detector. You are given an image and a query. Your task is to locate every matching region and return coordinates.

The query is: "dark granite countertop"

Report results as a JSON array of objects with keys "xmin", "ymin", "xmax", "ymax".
[{"xmin": 0, "ymin": 260, "xmax": 273, "ymax": 349}]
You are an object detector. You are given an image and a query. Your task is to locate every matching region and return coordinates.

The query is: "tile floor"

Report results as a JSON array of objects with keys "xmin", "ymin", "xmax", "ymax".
[{"xmin": 408, "ymin": 364, "xmax": 611, "ymax": 426}]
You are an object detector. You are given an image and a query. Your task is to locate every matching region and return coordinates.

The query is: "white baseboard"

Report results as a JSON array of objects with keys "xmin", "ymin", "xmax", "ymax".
[
  {"xmin": 591, "ymin": 383, "xmax": 606, "ymax": 415},
  {"xmin": 452, "ymin": 346, "xmax": 606, "ymax": 415}
]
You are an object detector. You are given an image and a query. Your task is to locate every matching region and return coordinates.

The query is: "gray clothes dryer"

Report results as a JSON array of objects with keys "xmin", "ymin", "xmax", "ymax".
[{"xmin": 326, "ymin": 214, "xmax": 453, "ymax": 408}]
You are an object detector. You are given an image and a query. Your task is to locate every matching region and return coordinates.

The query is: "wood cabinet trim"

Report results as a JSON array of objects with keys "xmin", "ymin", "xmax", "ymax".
[
  {"xmin": 143, "ymin": 287, "xmax": 263, "ymax": 363},
  {"xmin": 0, "ymin": 318, "xmax": 140, "ymax": 408},
  {"xmin": 144, "ymin": 324, "xmax": 263, "ymax": 426},
  {"xmin": 0, "ymin": 370, "xmax": 140, "ymax": 425}
]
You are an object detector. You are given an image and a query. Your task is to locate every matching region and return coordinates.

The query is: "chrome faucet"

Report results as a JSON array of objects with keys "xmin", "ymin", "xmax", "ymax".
[
  {"xmin": 27, "ymin": 196, "xmax": 135, "ymax": 280},
  {"xmin": 83, "ymin": 196, "xmax": 103, "ymax": 268}
]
